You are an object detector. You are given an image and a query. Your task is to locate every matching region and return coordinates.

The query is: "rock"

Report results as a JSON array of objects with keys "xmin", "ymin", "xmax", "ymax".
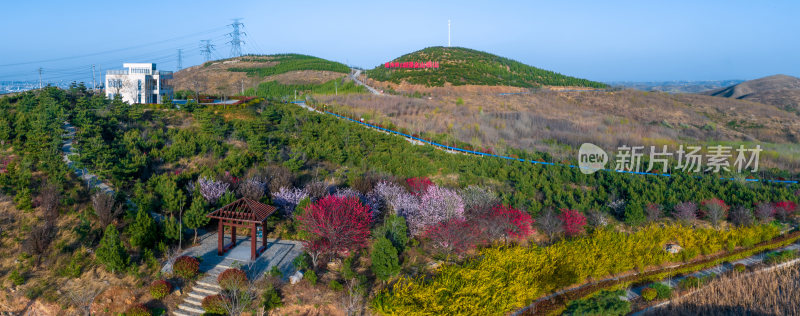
[
  {"xmin": 289, "ymin": 271, "xmax": 304, "ymax": 285},
  {"xmin": 172, "ymin": 286, "xmax": 183, "ymax": 296},
  {"xmin": 665, "ymin": 243, "xmax": 683, "ymax": 254}
]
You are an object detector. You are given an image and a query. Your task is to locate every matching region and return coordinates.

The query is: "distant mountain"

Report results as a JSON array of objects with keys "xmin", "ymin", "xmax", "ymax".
[
  {"xmin": 703, "ymin": 75, "xmax": 800, "ymax": 112},
  {"xmin": 610, "ymin": 80, "xmax": 744, "ymax": 94},
  {"xmin": 365, "ymin": 46, "xmax": 606, "ymax": 88}
]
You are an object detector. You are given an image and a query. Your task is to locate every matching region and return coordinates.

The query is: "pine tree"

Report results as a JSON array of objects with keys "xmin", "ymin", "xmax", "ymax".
[
  {"xmin": 370, "ymin": 237, "xmax": 400, "ymax": 281},
  {"xmin": 184, "ymin": 194, "xmax": 210, "ymax": 244},
  {"xmin": 96, "ymin": 224, "xmax": 129, "ymax": 273},
  {"xmin": 128, "ymin": 208, "xmax": 157, "ymax": 249},
  {"xmin": 163, "ymin": 216, "xmax": 182, "ymax": 241}
]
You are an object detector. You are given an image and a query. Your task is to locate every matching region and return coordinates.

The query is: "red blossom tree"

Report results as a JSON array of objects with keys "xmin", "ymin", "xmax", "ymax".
[
  {"xmin": 702, "ymin": 198, "xmax": 729, "ymax": 227},
  {"xmin": 774, "ymin": 201, "xmax": 797, "ymax": 220},
  {"xmin": 297, "ymin": 195, "xmax": 372, "ymax": 259},
  {"xmin": 405, "ymin": 177, "xmax": 433, "ymax": 195},
  {"xmin": 476, "ymin": 205, "xmax": 535, "ymax": 244},
  {"xmin": 558, "ymin": 209, "xmax": 587, "ymax": 237},
  {"xmin": 423, "ymin": 218, "xmax": 480, "ymax": 257}
]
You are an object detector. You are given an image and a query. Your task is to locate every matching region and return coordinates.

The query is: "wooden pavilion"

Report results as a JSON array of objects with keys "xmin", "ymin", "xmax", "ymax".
[{"xmin": 207, "ymin": 197, "xmax": 278, "ymax": 260}]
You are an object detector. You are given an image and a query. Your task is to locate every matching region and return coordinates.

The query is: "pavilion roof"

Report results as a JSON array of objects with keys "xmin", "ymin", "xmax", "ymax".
[{"xmin": 207, "ymin": 197, "xmax": 277, "ymax": 223}]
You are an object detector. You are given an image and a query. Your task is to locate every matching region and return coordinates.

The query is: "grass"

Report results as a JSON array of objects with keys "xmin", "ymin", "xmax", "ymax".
[{"xmin": 647, "ymin": 263, "xmax": 800, "ymax": 315}]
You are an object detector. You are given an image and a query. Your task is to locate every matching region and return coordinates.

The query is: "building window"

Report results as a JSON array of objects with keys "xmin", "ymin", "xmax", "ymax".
[{"xmin": 138, "ymin": 80, "xmax": 142, "ymax": 91}]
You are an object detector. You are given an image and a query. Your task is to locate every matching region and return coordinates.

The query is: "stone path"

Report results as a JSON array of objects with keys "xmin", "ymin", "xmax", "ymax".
[
  {"xmin": 167, "ymin": 233, "xmax": 304, "ymax": 316},
  {"xmin": 61, "ymin": 121, "xmax": 113, "ymax": 194}
]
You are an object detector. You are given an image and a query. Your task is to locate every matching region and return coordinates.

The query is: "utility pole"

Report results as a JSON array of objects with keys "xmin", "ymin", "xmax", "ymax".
[
  {"xmin": 91, "ymin": 64, "xmax": 96, "ymax": 90},
  {"xmin": 448, "ymin": 20, "xmax": 451, "ymax": 47},
  {"xmin": 177, "ymin": 49, "xmax": 183, "ymax": 71},
  {"xmin": 200, "ymin": 40, "xmax": 215, "ymax": 62},
  {"xmin": 335, "ymin": 80, "xmax": 338, "ymax": 96},
  {"xmin": 228, "ymin": 18, "xmax": 246, "ymax": 57},
  {"xmin": 241, "ymin": 79, "xmax": 244, "ymax": 95},
  {"xmin": 38, "ymin": 67, "xmax": 43, "ymax": 89}
]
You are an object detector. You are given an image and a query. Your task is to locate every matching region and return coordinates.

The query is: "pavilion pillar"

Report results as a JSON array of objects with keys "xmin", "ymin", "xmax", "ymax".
[
  {"xmin": 251, "ymin": 222, "xmax": 257, "ymax": 260},
  {"xmin": 231, "ymin": 226, "xmax": 237, "ymax": 246},
  {"xmin": 217, "ymin": 220, "xmax": 223, "ymax": 255},
  {"xmin": 262, "ymin": 221, "xmax": 267, "ymax": 249}
]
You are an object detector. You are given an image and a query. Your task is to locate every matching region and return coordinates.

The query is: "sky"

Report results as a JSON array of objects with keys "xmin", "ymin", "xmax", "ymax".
[{"xmin": 1, "ymin": 0, "xmax": 798, "ymax": 83}]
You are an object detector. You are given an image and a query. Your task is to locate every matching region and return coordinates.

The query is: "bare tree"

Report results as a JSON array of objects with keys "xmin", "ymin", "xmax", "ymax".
[
  {"xmin": 645, "ymin": 203, "xmax": 662, "ymax": 223},
  {"xmin": 67, "ymin": 283, "xmax": 103, "ymax": 316},
  {"xmin": 673, "ymin": 202, "xmax": 698, "ymax": 223},
  {"xmin": 305, "ymin": 179, "xmax": 329, "ymax": 201},
  {"xmin": 92, "ymin": 192, "xmax": 122, "ymax": 227},
  {"xmin": 26, "ymin": 223, "xmax": 56, "ymax": 265},
  {"xmin": 586, "ymin": 209, "xmax": 609, "ymax": 228},
  {"xmin": 219, "ymin": 281, "xmax": 255, "ymax": 316},
  {"xmin": 238, "ymin": 177, "xmax": 267, "ymax": 201},
  {"xmin": 730, "ymin": 206, "xmax": 754, "ymax": 227},
  {"xmin": 340, "ymin": 278, "xmax": 365, "ymax": 316},
  {"xmin": 755, "ymin": 202, "xmax": 774, "ymax": 223},
  {"xmin": 39, "ymin": 181, "xmax": 61, "ymax": 224},
  {"xmin": 537, "ymin": 208, "xmax": 563, "ymax": 241},
  {"xmin": 265, "ymin": 165, "xmax": 293, "ymax": 194}
]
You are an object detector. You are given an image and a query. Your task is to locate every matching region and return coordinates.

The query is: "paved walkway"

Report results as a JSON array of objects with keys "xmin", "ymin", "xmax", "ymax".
[
  {"xmin": 350, "ymin": 69, "xmax": 382, "ymax": 95},
  {"xmin": 166, "ymin": 232, "xmax": 304, "ymax": 316},
  {"xmin": 61, "ymin": 122, "xmax": 113, "ymax": 194}
]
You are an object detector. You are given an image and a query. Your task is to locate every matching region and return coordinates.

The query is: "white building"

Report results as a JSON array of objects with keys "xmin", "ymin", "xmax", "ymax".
[{"xmin": 105, "ymin": 63, "xmax": 172, "ymax": 104}]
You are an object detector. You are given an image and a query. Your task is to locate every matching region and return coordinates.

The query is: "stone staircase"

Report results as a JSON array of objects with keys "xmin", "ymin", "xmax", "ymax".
[{"xmin": 173, "ymin": 260, "xmax": 236, "ymax": 316}]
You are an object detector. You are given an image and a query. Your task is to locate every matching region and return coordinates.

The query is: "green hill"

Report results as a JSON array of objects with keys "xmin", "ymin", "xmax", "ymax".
[
  {"xmin": 365, "ymin": 46, "xmax": 606, "ymax": 88},
  {"xmin": 225, "ymin": 54, "xmax": 351, "ymax": 77}
]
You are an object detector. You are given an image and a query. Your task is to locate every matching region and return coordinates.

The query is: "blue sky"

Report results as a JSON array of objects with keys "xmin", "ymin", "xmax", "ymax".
[{"xmin": 1, "ymin": 0, "xmax": 798, "ymax": 83}]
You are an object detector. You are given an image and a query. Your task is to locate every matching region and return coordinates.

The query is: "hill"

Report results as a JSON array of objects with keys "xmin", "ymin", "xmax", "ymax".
[
  {"xmin": 172, "ymin": 54, "xmax": 356, "ymax": 97},
  {"xmin": 611, "ymin": 80, "xmax": 744, "ymax": 94},
  {"xmin": 364, "ymin": 46, "xmax": 606, "ymax": 89},
  {"xmin": 703, "ymin": 74, "xmax": 800, "ymax": 112}
]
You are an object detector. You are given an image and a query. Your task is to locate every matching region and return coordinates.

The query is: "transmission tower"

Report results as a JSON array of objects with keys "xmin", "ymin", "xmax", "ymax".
[
  {"xmin": 38, "ymin": 67, "xmax": 43, "ymax": 89},
  {"xmin": 200, "ymin": 40, "xmax": 215, "ymax": 62},
  {"xmin": 177, "ymin": 49, "xmax": 183, "ymax": 70},
  {"xmin": 228, "ymin": 18, "xmax": 246, "ymax": 57}
]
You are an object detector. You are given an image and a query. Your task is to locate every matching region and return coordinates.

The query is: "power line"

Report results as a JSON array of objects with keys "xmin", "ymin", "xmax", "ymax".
[{"xmin": 228, "ymin": 18, "xmax": 246, "ymax": 57}]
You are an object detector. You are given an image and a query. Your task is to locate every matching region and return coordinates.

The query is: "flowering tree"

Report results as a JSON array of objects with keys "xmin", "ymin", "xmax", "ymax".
[
  {"xmin": 373, "ymin": 180, "xmax": 406, "ymax": 215},
  {"xmin": 198, "ymin": 176, "xmax": 229, "ymax": 205},
  {"xmin": 702, "ymin": 198, "xmax": 729, "ymax": 227},
  {"xmin": 406, "ymin": 186, "xmax": 465, "ymax": 235},
  {"xmin": 297, "ymin": 195, "xmax": 372, "ymax": 257},
  {"xmin": 774, "ymin": 201, "xmax": 797, "ymax": 220},
  {"xmin": 406, "ymin": 177, "xmax": 433, "ymax": 195},
  {"xmin": 423, "ymin": 218, "xmax": 480, "ymax": 257},
  {"xmin": 272, "ymin": 186, "xmax": 308, "ymax": 216},
  {"xmin": 673, "ymin": 201, "xmax": 698, "ymax": 223},
  {"xmin": 459, "ymin": 185, "xmax": 499, "ymax": 218},
  {"xmin": 477, "ymin": 205, "xmax": 534, "ymax": 244},
  {"xmin": 645, "ymin": 204, "xmax": 662, "ymax": 222},
  {"xmin": 558, "ymin": 209, "xmax": 587, "ymax": 237}
]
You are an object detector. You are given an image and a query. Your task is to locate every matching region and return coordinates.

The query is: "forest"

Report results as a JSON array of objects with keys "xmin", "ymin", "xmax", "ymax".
[
  {"xmin": 227, "ymin": 54, "xmax": 351, "ymax": 78},
  {"xmin": 1, "ymin": 86, "xmax": 799, "ymax": 315}
]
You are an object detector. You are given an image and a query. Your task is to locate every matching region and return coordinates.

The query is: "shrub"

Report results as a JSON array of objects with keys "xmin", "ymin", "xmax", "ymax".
[
  {"xmin": 328, "ymin": 280, "xmax": 343, "ymax": 291},
  {"xmin": 649, "ymin": 282, "xmax": 672, "ymax": 299},
  {"xmin": 305, "ymin": 270, "xmax": 317, "ymax": 285},
  {"xmin": 217, "ymin": 268, "xmax": 248, "ymax": 292},
  {"xmin": 125, "ymin": 304, "xmax": 151, "ymax": 316},
  {"xmin": 678, "ymin": 276, "xmax": 701, "ymax": 289},
  {"xmin": 173, "ymin": 256, "xmax": 200, "ymax": 280},
  {"xmin": 149, "ymin": 280, "xmax": 172, "ymax": 299},
  {"xmin": 558, "ymin": 209, "xmax": 587, "ymax": 237},
  {"xmin": 763, "ymin": 249, "xmax": 798, "ymax": 265},
  {"xmin": 371, "ymin": 237, "xmax": 401, "ymax": 281},
  {"xmin": 9, "ymin": 268, "xmax": 25, "ymax": 286},
  {"xmin": 641, "ymin": 287, "xmax": 657, "ymax": 301},
  {"xmin": 269, "ymin": 266, "xmax": 282, "ymax": 278},
  {"xmin": 733, "ymin": 263, "xmax": 747, "ymax": 273},
  {"xmin": 202, "ymin": 295, "xmax": 228, "ymax": 314},
  {"xmin": 261, "ymin": 282, "xmax": 283, "ymax": 312},
  {"xmin": 564, "ymin": 290, "xmax": 630, "ymax": 316}
]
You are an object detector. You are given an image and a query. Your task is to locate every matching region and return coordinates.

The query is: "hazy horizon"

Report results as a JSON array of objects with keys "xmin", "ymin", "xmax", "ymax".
[{"xmin": 1, "ymin": 0, "xmax": 798, "ymax": 84}]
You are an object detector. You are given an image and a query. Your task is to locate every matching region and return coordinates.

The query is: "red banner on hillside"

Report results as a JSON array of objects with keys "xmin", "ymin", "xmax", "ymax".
[{"xmin": 384, "ymin": 61, "xmax": 439, "ymax": 69}]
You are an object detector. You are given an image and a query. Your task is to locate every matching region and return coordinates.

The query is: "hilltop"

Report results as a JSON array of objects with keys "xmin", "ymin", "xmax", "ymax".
[
  {"xmin": 172, "ymin": 54, "xmax": 356, "ymax": 97},
  {"xmin": 364, "ymin": 46, "xmax": 606, "ymax": 89},
  {"xmin": 703, "ymin": 74, "xmax": 800, "ymax": 112}
]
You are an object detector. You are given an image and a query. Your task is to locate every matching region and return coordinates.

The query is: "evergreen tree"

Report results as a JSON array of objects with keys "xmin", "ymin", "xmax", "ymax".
[
  {"xmin": 128, "ymin": 208, "xmax": 157, "ymax": 249},
  {"xmin": 163, "ymin": 216, "xmax": 182, "ymax": 242},
  {"xmin": 383, "ymin": 214, "xmax": 409, "ymax": 253},
  {"xmin": 184, "ymin": 194, "xmax": 210, "ymax": 244},
  {"xmin": 623, "ymin": 203, "xmax": 646, "ymax": 226},
  {"xmin": 370, "ymin": 236, "xmax": 400, "ymax": 281},
  {"xmin": 96, "ymin": 224, "xmax": 129, "ymax": 273}
]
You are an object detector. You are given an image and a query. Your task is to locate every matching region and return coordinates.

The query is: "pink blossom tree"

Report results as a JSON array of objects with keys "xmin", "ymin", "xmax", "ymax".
[
  {"xmin": 197, "ymin": 176, "xmax": 229, "ymax": 205},
  {"xmin": 297, "ymin": 195, "xmax": 372, "ymax": 257},
  {"xmin": 272, "ymin": 186, "xmax": 308, "ymax": 216},
  {"xmin": 423, "ymin": 218, "xmax": 480, "ymax": 257},
  {"xmin": 405, "ymin": 185, "xmax": 465, "ymax": 235}
]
